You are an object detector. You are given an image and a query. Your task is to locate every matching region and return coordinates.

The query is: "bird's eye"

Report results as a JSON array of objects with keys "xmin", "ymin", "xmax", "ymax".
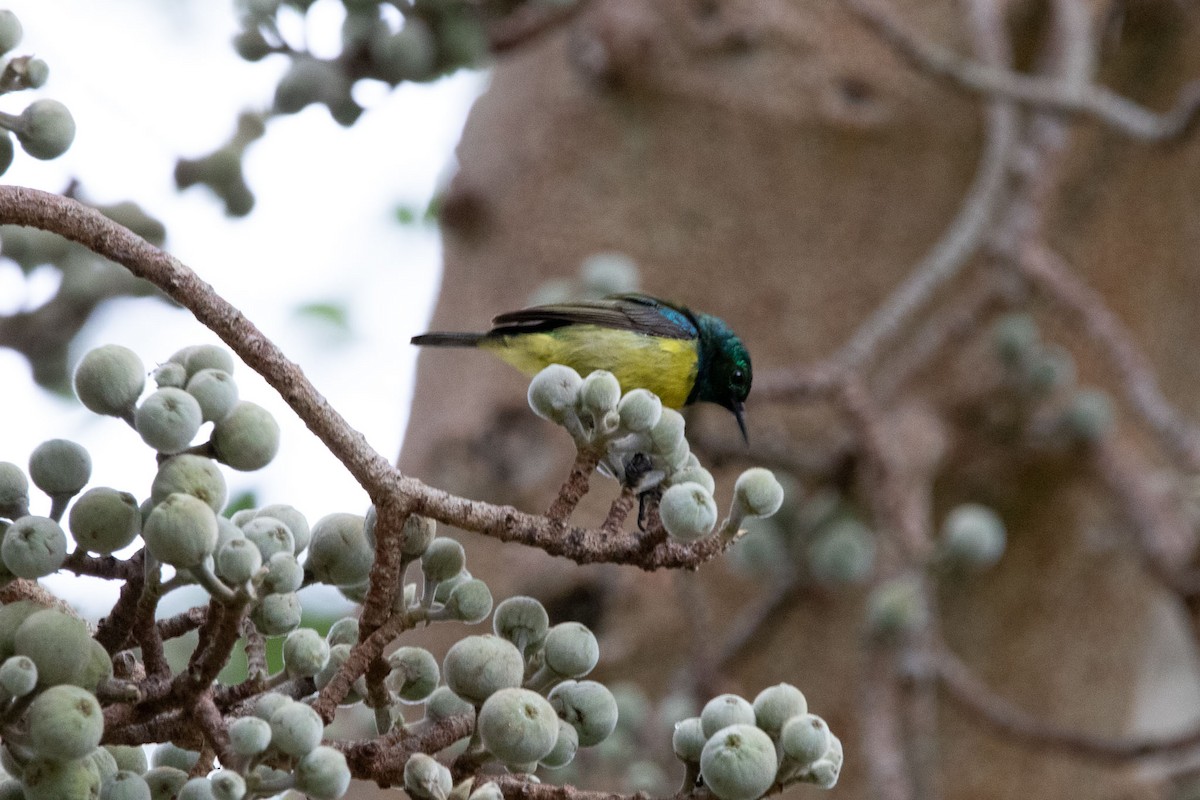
[{"xmin": 732, "ymin": 369, "xmax": 745, "ymax": 386}]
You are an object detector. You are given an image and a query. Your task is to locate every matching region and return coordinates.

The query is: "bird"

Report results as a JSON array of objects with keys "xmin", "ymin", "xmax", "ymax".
[{"xmin": 412, "ymin": 293, "xmax": 752, "ymax": 442}]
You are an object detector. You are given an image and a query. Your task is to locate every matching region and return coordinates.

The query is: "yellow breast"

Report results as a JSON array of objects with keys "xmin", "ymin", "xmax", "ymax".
[{"xmin": 481, "ymin": 326, "xmax": 699, "ymax": 408}]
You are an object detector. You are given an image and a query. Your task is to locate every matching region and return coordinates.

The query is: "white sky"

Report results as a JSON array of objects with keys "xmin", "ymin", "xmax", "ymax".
[{"xmin": 0, "ymin": 0, "xmax": 484, "ymax": 616}]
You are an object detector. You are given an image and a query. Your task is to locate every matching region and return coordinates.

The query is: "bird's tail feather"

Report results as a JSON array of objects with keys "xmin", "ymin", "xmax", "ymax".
[{"xmin": 411, "ymin": 332, "xmax": 486, "ymax": 347}]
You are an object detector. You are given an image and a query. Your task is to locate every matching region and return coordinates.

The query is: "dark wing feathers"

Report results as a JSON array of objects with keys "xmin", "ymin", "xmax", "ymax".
[{"xmin": 488, "ymin": 294, "xmax": 698, "ymax": 340}]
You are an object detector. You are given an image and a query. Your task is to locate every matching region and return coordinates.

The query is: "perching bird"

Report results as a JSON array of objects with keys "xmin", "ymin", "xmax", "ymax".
[{"xmin": 412, "ymin": 293, "xmax": 752, "ymax": 441}]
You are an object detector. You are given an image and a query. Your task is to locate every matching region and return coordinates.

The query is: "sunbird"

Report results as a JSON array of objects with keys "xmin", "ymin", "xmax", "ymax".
[{"xmin": 412, "ymin": 293, "xmax": 753, "ymax": 441}]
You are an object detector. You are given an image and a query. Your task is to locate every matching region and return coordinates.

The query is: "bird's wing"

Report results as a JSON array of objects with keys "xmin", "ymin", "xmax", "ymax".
[{"xmin": 489, "ymin": 294, "xmax": 698, "ymax": 340}]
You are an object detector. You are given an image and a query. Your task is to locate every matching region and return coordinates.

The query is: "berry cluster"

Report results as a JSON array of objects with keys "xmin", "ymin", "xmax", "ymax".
[
  {"xmin": 527, "ymin": 365, "xmax": 785, "ymax": 541},
  {"xmin": 0, "ymin": 9, "xmax": 73, "ymax": 173}
]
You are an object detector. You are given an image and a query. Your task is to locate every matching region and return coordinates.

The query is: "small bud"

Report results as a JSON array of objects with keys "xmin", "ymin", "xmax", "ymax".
[
  {"xmin": 253, "ymin": 504, "xmax": 310, "ymax": 553},
  {"xmin": 779, "ymin": 714, "xmax": 831, "ymax": 768},
  {"xmin": 21, "ymin": 756, "xmax": 101, "ymax": 799},
  {"xmin": 579, "ymin": 370, "xmax": 622, "ymax": 418},
  {"xmin": 0, "ymin": 11, "xmax": 22, "ymax": 55},
  {"xmin": 669, "ymin": 464, "xmax": 715, "ymax": 494},
  {"xmin": 13, "ymin": 608, "xmax": 91, "ymax": 687},
  {"xmin": 649, "ymin": 408, "xmax": 686, "ymax": 457},
  {"xmin": 0, "ymin": 462, "xmax": 28, "ymax": 519},
  {"xmin": 228, "ymin": 716, "xmax": 272, "ymax": 756},
  {"xmin": 422, "ymin": 537, "xmax": 466, "ymax": 584},
  {"xmin": 444, "ymin": 578, "xmax": 493, "ymax": 623},
  {"xmin": 251, "ymin": 591, "xmax": 303, "ymax": 636},
  {"xmin": 326, "ymin": 617, "xmax": 359, "ymax": 647},
  {"xmin": 28, "ymin": 685, "xmax": 103, "ymax": 762},
  {"xmin": 659, "ymin": 482, "xmax": 718, "ymax": 542},
  {"xmin": 478, "ymin": 688, "xmax": 559, "ymax": 765},
  {"xmin": 152, "ymin": 362, "xmax": 188, "ymax": 389},
  {"xmin": 144, "ymin": 767, "xmax": 189, "ymax": 800},
  {"xmin": 306, "ymin": 513, "xmax": 372, "ymax": 586},
  {"xmin": 404, "ymin": 753, "xmax": 452, "ymax": 800},
  {"xmin": 733, "ymin": 468, "xmax": 785, "ymax": 519},
  {"xmin": 262, "ymin": 551, "xmax": 304, "ymax": 594},
  {"xmin": 699, "ymin": 724, "xmax": 779, "ymax": 800},
  {"xmin": 941, "ymin": 503, "xmax": 1006, "ymax": 570},
  {"xmin": 616, "ymin": 388, "xmax": 663, "ymax": 434},
  {"xmin": 241, "ymin": 516, "xmax": 294, "ymax": 560},
  {"xmin": 386, "ymin": 646, "xmax": 440, "ymax": 702},
  {"xmin": 672, "ymin": 716, "xmax": 706, "ymax": 762},
  {"xmin": 0, "ymin": 655, "xmax": 36, "ymax": 697},
  {"xmin": 492, "ymin": 596, "xmax": 549, "ymax": 656},
  {"xmin": 528, "ymin": 364, "xmax": 583, "ymax": 424},
  {"xmin": 209, "ymin": 770, "xmax": 246, "ymax": 800},
  {"xmin": 73, "ymin": 345, "xmax": 145, "ymax": 418},
  {"xmin": 269, "ymin": 699, "xmax": 324, "ymax": 757},
  {"xmin": 866, "ymin": 576, "xmax": 929, "ymax": 638},
  {"xmin": 216, "ymin": 538, "xmax": 262, "ymax": 585},
  {"xmin": 283, "ymin": 628, "xmax": 331, "ymax": 681},
  {"xmin": 425, "ymin": 685, "xmax": 475, "ymax": 724},
  {"xmin": 541, "ymin": 719, "xmax": 579, "ymax": 769},
  {"xmin": 807, "ymin": 518, "xmax": 876, "ymax": 586},
  {"xmin": 185, "ymin": 369, "xmax": 239, "ymax": 423},
  {"xmin": 2, "ymin": 516, "xmax": 67, "ymax": 578}
]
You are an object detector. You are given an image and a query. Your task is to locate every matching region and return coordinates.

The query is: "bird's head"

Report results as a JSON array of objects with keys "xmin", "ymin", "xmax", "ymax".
[{"xmin": 691, "ymin": 315, "xmax": 752, "ymax": 443}]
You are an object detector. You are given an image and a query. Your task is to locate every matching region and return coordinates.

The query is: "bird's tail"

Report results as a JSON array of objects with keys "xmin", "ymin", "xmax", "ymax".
[{"xmin": 411, "ymin": 332, "xmax": 487, "ymax": 347}]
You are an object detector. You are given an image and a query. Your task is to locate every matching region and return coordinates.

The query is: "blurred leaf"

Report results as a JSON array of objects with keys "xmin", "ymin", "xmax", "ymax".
[
  {"xmin": 223, "ymin": 489, "xmax": 257, "ymax": 518},
  {"xmin": 294, "ymin": 301, "xmax": 351, "ymax": 333}
]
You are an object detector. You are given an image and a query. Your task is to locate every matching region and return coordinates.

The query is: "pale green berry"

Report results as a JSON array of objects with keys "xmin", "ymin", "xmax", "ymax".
[
  {"xmin": 699, "ymin": 724, "xmax": 778, "ymax": 800},
  {"xmin": 0, "ymin": 462, "xmax": 28, "ymax": 519},
  {"xmin": 992, "ymin": 313, "xmax": 1038, "ymax": 367},
  {"xmin": 152, "ymin": 362, "xmax": 187, "ymax": 389},
  {"xmin": 660, "ymin": 482, "xmax": 718, "ymax": 542},
  {"xmin": 400, "ymin": 513, "xmax": 436, "ymax": 556},
  {"xmin": 403, "ymin": 753, "xmax": 451, "ymax": 800},
  {"xmin": 547, "ymin": 680, "xmax": 618, "ymax": 747},
  {"xmin": 208, "ymin": 770, "xmax": 245, "ymax": 800},
  {"xmin": 0, "ymin": 600, "xmax": 48, "ymax": 659},
  {"xmin": 866, "ymin": 576, "xmax": 929, "ymax": 638},
  {"xmin": 77, "ymin": 638, "xmax": 114, "ymax": 691},
  {"xmin": 20, "ymin": 57, "xmax": 48, "ymax": 90},
  {"xmin": 73, "ymin": 345, "xmax": 145, "ymax": 418},
  {"xmin": 669, "ymin": 465, "xmax": 715, "ymax": 494},
  {"xmin": 649, "ymin": 407, "xmax": 687, "ymax": 456},
  {"xmin": 182, "ymin": 345, "xmax": 235, "ymax": 378},
  {"xmin": 442, "ymin": 634, "xmax": 524, "ymax": 705},
  {"xmin": 150, "ymin": 743, "xmax": 199, "ymax": 772},
  {"xmin": 88, "ymin": 747, "xmax": 119, "ymax": 784},
  {"xmin": 16, "ymin": 99, "xmax": 76, "ymax": 160},
  {"xmin": 528, "ymin": 364, "xmax": 583, "ymax": 424},
  {"xmin": 143, "ymin": 493, "xmax": 218, "ymax": 568},
  {"xmin": 941, "ymin": 503, "xmax": 1006, "ymax": 569},
  {"xmin": 253, "ymin": 691, "xmax": 296, "ymax": 721},
  {"xmin": 543, "ymin": 622, "xmax": 599, "ymax": 679},
  {"xmin": 540, "ymin": 719, "xmax": 579, "ymax": 769},
  {"xmin": 325, "ymin": 617, "xmax": 358, "ymax": 647},
  {"xmin": 580, "ymin": 370, "xmax": 622, "ymax": 416},
  {"xmin": 294, "ymin": 746, "xmax": 351, "ymax": 800},
  {"xmin": 700, "ymin": 694, "xmax": 755, "ymax": 739},
  {"xmin": 13, "ymin": 608, "xmax": 91, "ymax": 686},
  {"xmin": 241, "ymin": 516, "xmax": 294, "ymax": 560},
  {"xmin": 251, "ymin": 591, "xmax": 302, "ymax": 636},
  {"xmin": 0, "ymin": 655, "xmax": 35, "ymax": 696},
  {"xmin": 1062, "ymin": 388, "xmax": 1114, "ymax": 443},
  {"xmin": 228, "ymin": 716, "xmax": 272, "ymax": 756},
  {"xmin": 421, "ymin": 537, "xmax": 465, "ymax": 584},
  {"xmin": 69, "ymin": 488, "xmax": 141, "ymax": 555},
  {"xmin": 807, "ymin": 518, "xmax": 875, "ymax": 585},
  {"xmin": 216, "ymin": 538, "xmax": 262, "ymax": 585},
  {"xmin": 270, "ymin": 700, "xmax": 324, "ymax": 756},
  {"xmin": 215, "ymin": 516, "xmax": 244, "ymax": 555},
  {"xmin": 305, "ymin": 513, "xmax": 372, "ymax": 586},
  {"xmin": 617, "ymin": 388, "xmax": 663, "ymax": 433},
  {"xmin": 105, "ymin": 745, "xmax": 148, "ymax": 775},
  {"xmin": 425, "ymin": 685, "xmax": 475, "ymax": 724},
  {"xmin": 233, "ymin": 27, "xmax": 272, "ymax": 62},
  {"xmin": 136, "ymin": 388, "xmax": 203, "ymax": 454},
  {"xmin": 253, "ymin": 504, "xmax": 310, "ymax": 553},
  {"xmin": 433, "ymin": 570, "xmax": 471, "ymax": 605},
  {"xmin": 283, "ymin": 628, "xmax": 330, "ymax": 678},
  {"xmin": 28, "ymin": 684, "xmax": 103, "ymax": 760},
  {"xmin": 29, "ymin": 438, "xmax": 91, "ymax": 497},
  {"xmin": 779, "ymin": 714, "xmax": 831, "ymax": 768},
  {"xmin": 385, "ymin": 646, "xmax": 439, "ymax": 703},
  {"xmin": 2, "ymin": 515, "xmax": 67, "ymax": 578},
  {"xmin": 314, "ymin": 645, "xmax": 365, "ymax": 704},
  {"xmin": 263, "ymin": 552, "xmax": 304, "ymax": 594},
  {"xmin": 733, "ymin": 468, "xmax": 785, "ymax": 519},
  {"xmin": 492, "ymin": 596, "xmax": 549, "ymax": 656},
  {"xmin": 478, "ymin": 688, "xmax": 559, "ymax": 765},
  {"xmin": 102, "ymin": 771, "xmax": 152, "ymax": 800},
  {"xmin": 444, "ymin": 579, "xmax": 492, "ymax": 623},
  {"xmin": 177, "ymin": 777, "xmax": 214, "ymax": 800},
  {"xmin": 21, "ymin": 756, "xmax": 101, "ymax": 800},
  {"xmin": 752, "ymin": 683, "xmax": 807, "ymax": 739},
  {"xmin": 212, "ymin": 402, "xmax": 280, "ymax": 471},
  {"xmin": 805, "ymin": 757, "xmax": 840, "ymax": 789},
  {"xmin": 185, "ymin": 369, "xmax": 239, "ymax": 423},
  {"xmin": 143, "ymin": 766, "xmax": 189, "ymax": 800},
  {"xmin": 671, "ymin": 717, "xmax": 706, "ymax": 762},
  {"xmin": 580, "ymin": 252, "xmax": 638, "ymax": 295},
  {"xmin": 0, "ymin": 11, "xmax": 21, "ymax": 54},
  {"xmin": 151, "ymin": 454, "xmax": 227, "ymax": 512}
]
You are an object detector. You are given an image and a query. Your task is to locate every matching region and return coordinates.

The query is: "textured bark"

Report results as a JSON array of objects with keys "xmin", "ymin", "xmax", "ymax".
[{"xmin": 400, "ymin": 1, "xmax": 1200, "ymax": 797}]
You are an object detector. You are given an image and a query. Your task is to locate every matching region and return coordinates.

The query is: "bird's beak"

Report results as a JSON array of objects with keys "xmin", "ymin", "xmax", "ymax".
[{"xmin": 733, "ymin": 401, "xmax": 748, "ymax": 445}]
